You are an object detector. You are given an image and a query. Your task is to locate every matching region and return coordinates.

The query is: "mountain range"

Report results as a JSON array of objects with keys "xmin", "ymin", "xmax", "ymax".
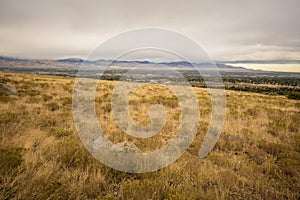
[{"xmin": 0, "ymin": 56, "xmax": 299, "ymax": 78}]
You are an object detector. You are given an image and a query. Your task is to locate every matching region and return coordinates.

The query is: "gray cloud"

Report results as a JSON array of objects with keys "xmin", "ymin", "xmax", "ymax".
[{"xmin": 0, "ymin": 0, "xmax": 299, "ymax": 61}]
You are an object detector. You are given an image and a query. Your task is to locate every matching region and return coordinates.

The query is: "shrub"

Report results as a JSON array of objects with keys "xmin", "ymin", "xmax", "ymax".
[
  {"xmin": 122, "ymin": 179, "xmax": 168, "ymax": 199},
  {"xmin": 42, "ymin": 94, "xmax": 53, "ymax": 102},
  {"xmin": 0, "ymin": 111, "xmax": 25, "ymax": 137},
  {"xmin": 0, "ymin": 93, "xmax": 15, "ymax": 103},
  {"xmin": 258, "ymin": 141, "xmax": 287, "ymax": 157},
  {"xmin": 100, "ymin": 102, "xmax": 112, "ymax": 112},
  {"xmin": 59, "ymin": 97, "xmax": 72, "ymax": 106},
  {"xmin": 45, "ymin": 102, "xmax": 60, "ymax": 111},
  {"xmin": 47, "ymin": 127, "xmax": 72, "ymax": 138},
  {"xmin": 287, "ymin": 92, "xmax": 300, "ymax": 100},
  {"xmin": 61, "ymin": 84, "xmax": 72, "ymax": 93},
  {"xmin": 244, "ymin": 107, "xmax": 258, "ymax": 117},
  {"xmin": 25, "ymin": 96, "xmax": 41, "ymax": 104},
  {"xmin": 0, "ymin": 147, "xmax": 24, "ymax": 175},
  {"xmin": 277, "ymin": 158, "xmax": 300, "ymax": 177},
  {"xmin": 45, "ymin": 139, "xmax": 91, "ymax": 169},
  {"xmin": 37, "ymin": 116, "xmax": 57, "ymax": 128},
  {"xmin": 0, "ymin": 77, "xmax": 11, "ymax": 84},
  {"xmin": 40, "ymin": 83, "xmax": 50, "ymax": 89},
  {"xmin": 18, "ymin": 89, "xmax": 40, "ymax": 97},
  {"xmin": 248, "ymin": 150, "xmax": 268, "ymax": 165}
]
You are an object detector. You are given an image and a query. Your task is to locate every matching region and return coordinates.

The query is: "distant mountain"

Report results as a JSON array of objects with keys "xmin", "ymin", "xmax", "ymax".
[
  {"xmin": 0, "ymin": 56, "xmax": 246, "ymax": 70},
  {"xmin": 0, "ymin": 56, "xmax": 29, "ymax": 61},
  {"xmin": 1, "ymin": 56, "xmax": 299, "ymax": 78},
  {"xmin": 56, "ymin": 58, "xmax": 85, "ymax": 63},
  {"xmin": 158, "ymin": 61, "xmax": 193, "ymax": 66},
  {"xmin": 55, "ymin": 58, "xmax": 246, "ymax": 70}
]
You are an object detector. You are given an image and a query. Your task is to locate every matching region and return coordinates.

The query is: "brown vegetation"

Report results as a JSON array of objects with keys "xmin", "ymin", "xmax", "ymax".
[{"xmin": 0, "ymin": 72, "xmax": 299, "ymax": 199}]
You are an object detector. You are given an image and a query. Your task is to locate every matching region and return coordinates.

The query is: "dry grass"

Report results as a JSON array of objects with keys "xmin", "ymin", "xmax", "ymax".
[{"xmin": 0, "ymin": 72, "xmax": 299, "ymax": 199}]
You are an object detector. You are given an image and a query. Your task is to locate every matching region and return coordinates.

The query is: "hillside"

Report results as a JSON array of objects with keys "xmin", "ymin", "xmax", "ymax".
[{"xmin": 0, "ymin": 72, "xmax": 299, "ymax": 199}]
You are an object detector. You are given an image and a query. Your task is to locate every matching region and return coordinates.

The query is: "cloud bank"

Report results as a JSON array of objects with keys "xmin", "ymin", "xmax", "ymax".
[{"xmin": 0, "ymin": 0, "xmax": 299, "ymax": 61}]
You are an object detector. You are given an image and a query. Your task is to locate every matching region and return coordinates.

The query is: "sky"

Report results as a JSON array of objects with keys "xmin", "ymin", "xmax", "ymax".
[{"xmin": 0, "ymin": 0, "xmax": 300, "ymax": 70}]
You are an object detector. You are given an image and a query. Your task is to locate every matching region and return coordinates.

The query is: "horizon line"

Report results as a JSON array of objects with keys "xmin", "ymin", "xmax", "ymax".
[{"xmin": 1, "ymin": 55, "xmax": 300, "ymax": 64}]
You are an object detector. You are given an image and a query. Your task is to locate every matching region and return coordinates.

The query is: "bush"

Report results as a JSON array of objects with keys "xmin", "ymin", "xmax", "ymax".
[
  {"xmin": 59, "ymin": 97, "xmax": 72, "ymax": 106},
  {"xmin": 100, "ymin": 102, "xmax": 112, "ymax": 112},
  {"xmin": 62, "ymin": 84, "xmax": 71, "ymax": 92},
  {"xmin": 0, "ymin": 112, "xmax": 24, "ymax": 136},
  {"xmin": 45, "ymin": 102, "xmax": 60, "ymax": 111},
  {"xmin": 287, "ymin": 92, "xmax": 300, "ymax": 100},
  {"xmin": 47, "ymin": 127, "xmax": 72, "ymax": 138},
  {"xmin": 37, "ymin": 116, "xmax": 57, "ymax": 128},
  {"xmin": 42, "ymin": 94, "xmax": 53, "ymax": 102},
  {"xmin": 277, "ymin": 158, "xmax": 300, "ymax": 177},
  {"xmin": 258, "ymin": 141, "xmax": 287, "ymax": 157},
  {"xmin": 0, "ymin": 93, "xmax": 15, "ymax": 103},
  {"xmin": 44, "ymin": 139, "xmax": 91, "ymax": 169},
  {"xmin": 18, "ymin": 89, "xmax": 40, "ymax": 97},
  {"xmin": 0, "ymin": 147, "xmax": 24, "ymax": 175}
]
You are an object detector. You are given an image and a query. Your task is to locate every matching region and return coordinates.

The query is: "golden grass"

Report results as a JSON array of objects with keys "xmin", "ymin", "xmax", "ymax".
[{"xmin": 0, "ymin": 72, "xmax": 299, "ymax": 199}]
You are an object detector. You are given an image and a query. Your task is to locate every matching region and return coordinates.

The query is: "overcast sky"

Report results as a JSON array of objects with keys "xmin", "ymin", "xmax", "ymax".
[{"xmin": 0, "ymin": 0, "xmax": 300, "ymax": 62}]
